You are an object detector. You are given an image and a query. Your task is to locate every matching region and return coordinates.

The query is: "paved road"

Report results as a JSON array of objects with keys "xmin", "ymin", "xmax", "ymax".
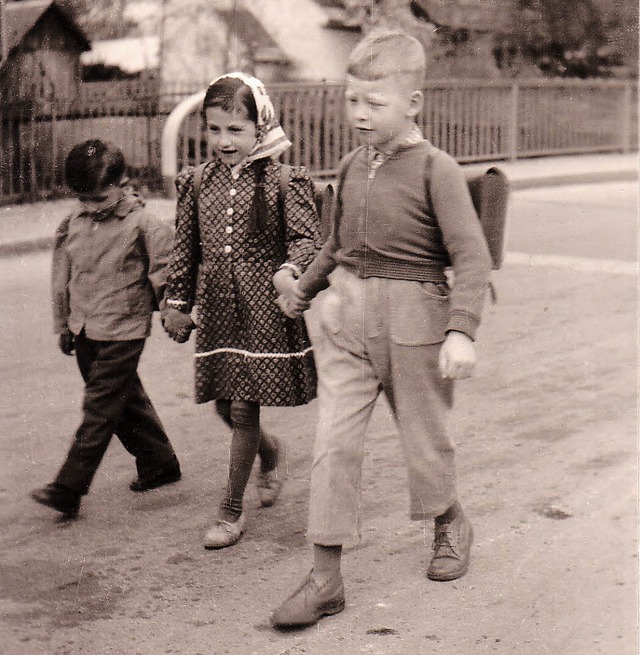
[{"xmin": 0, "ymin": 182, "xmax": 637, "ymax": 655}]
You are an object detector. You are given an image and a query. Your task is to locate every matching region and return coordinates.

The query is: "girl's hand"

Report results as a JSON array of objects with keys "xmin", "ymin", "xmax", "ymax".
[
  {"xmin": 439, "ymin": 331, "xmax": 476, "ymax": 379},
  {"xmin": 273, "ymin": 268, "xmax": 302, "ymax": 298},
  {"xmin": 162, "ymin": 307, "xmax": 195, "ymax": 343}
]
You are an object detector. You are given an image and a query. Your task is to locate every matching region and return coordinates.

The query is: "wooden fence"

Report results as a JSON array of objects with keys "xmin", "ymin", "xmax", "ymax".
[{"xmin": 1, "ymin": 78, "xmax": 636, "ymax": 205}]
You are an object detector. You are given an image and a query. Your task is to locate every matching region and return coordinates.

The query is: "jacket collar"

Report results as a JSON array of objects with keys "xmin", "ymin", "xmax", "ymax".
[{"xmin": 78, "ymin": 188, "xmax": 144, "ymax": 222}]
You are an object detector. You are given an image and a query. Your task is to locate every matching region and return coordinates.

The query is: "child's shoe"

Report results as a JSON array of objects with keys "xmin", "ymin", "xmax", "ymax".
[
  {"xmin": 130, "ymin": 459, "xmax": 182, "ymax": 492},
  {"xmin": 427, "ymin": 508, "xmax": 473, "ymax": 581},
  {"xmin": 270, "ymin": 570, "xmax": 345, "ymax": 629},
  {"xmin": 31, "ymin": 483, "xmax": 81, "ymax": 518},
  {"xmin": 257, "ymin": 439, "xmax": 286, "ymax": 507},
  {"xmin": 203, "ymin": 513, "xmax": 246, "ymax": 549}
]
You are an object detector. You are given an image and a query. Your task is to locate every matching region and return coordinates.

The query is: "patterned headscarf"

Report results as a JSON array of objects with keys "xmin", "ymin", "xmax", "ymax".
[{"xmin": 208, "ymin": 72, "xmax": 292, "ymax": 163}]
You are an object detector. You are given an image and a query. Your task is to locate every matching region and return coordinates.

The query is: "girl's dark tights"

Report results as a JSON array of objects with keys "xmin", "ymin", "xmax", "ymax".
[{"xmin": 215, "ymin": 399, "xmax": 279, "ymax": 522}]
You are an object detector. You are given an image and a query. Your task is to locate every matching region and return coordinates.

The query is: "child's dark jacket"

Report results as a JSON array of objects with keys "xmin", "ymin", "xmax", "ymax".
[
  {"xmin": 52, "ymin": 191, "xmax": 172, "ymax": 340},
  {"xmin": 299, "ymin": 140, "xmax": 492, "ymax": 340}
]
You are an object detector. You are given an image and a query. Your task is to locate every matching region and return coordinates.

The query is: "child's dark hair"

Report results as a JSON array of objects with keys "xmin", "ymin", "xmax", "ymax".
[
  {"xmin": 202, "ymin": 76, "xmax": 268, "ymax": 233},
  {"xmin": 201, "ymin": 76, "xmax": 258, "ymax": 124},
  {"xmin": 64, "ymin": 140, "xmax": 126, "ymax": 194}
]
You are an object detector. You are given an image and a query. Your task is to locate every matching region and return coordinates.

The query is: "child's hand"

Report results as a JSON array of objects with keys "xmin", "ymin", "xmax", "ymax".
[
  {"xmin": 162, "ymin": 307, "xmax": 195, "ymax": 343},
  {"xmin": 58, "ymin": 329, "xmax": 75, "ymax": 356},
  {"xmin": 439, "ymin": 331, "xmax": 476, "ymax": 379},
  {"xmin": 273, "ymin": 269, "xmax": 309, "ymax": 316},
  {"xmin": 276, "ymin": 294, "xmax": 307, "ymax": 319}
]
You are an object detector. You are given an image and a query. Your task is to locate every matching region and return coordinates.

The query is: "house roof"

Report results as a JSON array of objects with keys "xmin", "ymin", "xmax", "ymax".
[
  {"xmin": 216, "ymin": 8, "xmax": 289, "ymax": 65},
  {"xmin": 2, "ymin": 0, "xmax": 91, "ymax": 65},
  {"xmin": 81, "ymin": 35, "xmax": 160, "ymax": 73},
  {"xmin": 316, "ymin": 0, "xmax": 509, "ymax": 33}
]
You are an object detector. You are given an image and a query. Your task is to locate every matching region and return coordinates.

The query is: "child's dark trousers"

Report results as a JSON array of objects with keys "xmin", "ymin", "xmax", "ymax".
[{"xmin": 54, "ymin": 332, "xmax": 178, "ymax": 495}]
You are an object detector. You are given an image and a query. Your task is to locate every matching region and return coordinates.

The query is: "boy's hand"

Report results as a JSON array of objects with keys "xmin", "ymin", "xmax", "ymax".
[
  {"xmin": 58, "ymin": 329, "xmax": 75, "ymax": 356},
  {"xmin": 439, "ymin": 331, "xmax": 476, "ymax": 380},
  {"xmin": 162, "ymin": 307, "xmax": 195, "ymax": 343},
  {"xmin": 276, "ymin": 294, "xmax": 307, "ymax": 319},
  {"xmin": 273, "ymin": 269, "xmax": 309, "ymax": 316}
]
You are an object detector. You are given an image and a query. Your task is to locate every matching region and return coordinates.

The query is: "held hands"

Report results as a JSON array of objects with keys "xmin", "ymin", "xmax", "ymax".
[
  {"xmin": 273, "ymin": 269, "xmax": 309, "ymax": 319},
  {"xmin": 161, "ymin": 307, "xmax": 195, "ymax": 343},
  {"xmin": 58, "ymin": 329, "xmax": 75, "ymax": 356},
  {"xmin": 439, "ymin": 331, "xmax": 477, "ymax": 380}
]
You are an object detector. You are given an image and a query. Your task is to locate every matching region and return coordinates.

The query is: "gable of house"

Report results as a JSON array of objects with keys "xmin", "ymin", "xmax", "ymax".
[
  {"xmin": 1, "ymin": 0, "xmax": 91, "ymax": 104},
  {"xmin": 2, "ymin": 0, "xmax": 90, "ymax": 66}
]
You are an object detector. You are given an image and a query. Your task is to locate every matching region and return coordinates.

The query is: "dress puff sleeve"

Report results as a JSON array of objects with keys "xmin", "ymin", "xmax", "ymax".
[
  {"xmin": 281, "ymin": 165, "xmax": 323, "ymax": 275},
  {"xmin": 165, "ymin": 166, "xmax": 199, "ymax": 312}
]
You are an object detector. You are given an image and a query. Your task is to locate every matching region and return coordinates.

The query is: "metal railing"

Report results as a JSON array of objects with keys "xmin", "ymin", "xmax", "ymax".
[{"xmin": 1, "ymin": 78, "xmax": 636, "ymax": 205}]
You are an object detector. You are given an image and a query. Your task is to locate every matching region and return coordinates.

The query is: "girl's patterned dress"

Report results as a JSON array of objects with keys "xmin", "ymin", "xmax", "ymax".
[{"xmin": 166, "ymin": 158, "xmax": 321, "ymax": 406}]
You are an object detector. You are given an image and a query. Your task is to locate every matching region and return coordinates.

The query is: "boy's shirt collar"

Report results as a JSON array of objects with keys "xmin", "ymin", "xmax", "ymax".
[
  {"xmin": 78, "ymin": 188, "xmax": 144, "ymax": 221},
  {"xmin": 367, "ymin": 124, "xmax": 424, "ymax": 171}
]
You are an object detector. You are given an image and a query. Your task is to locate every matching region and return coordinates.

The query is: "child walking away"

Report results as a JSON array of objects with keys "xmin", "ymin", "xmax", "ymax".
[
  {"xmin": 162, "ymin": 73, "xmax": 320, "ymax": 549},
  {"xmin": 271, "ymin": 30, "xmax": 493, "ymax": 628},
  {"xmin": 31, "ymin": 140, "xmax": 181, "ymax": 519}
]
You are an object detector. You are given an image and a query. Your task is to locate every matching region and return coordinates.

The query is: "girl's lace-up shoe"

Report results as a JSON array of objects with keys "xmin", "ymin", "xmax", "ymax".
[
  {"xmin": 270, "ymin": 570, "xmax": 345, "ymax": 629},
  {"xmin": 203, "ymin": 513, "xmax": 246, "ymax": 549}
]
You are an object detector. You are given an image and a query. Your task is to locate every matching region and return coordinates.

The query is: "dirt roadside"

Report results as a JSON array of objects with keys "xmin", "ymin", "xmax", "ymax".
[{"xmin": 0, "ymin": 208, "xmax": 637, "ymax": 654}]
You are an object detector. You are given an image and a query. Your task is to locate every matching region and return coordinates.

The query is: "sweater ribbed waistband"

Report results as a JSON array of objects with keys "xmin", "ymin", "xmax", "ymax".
[{"xmin": 337, "ymin": 252, "xmax": 447, "ymax": 283}]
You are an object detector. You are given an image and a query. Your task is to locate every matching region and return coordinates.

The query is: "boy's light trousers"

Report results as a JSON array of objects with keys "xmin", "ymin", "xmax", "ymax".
[{"xmin": 306, "ymin": 266, "xmax": 458, "ymax": 546}]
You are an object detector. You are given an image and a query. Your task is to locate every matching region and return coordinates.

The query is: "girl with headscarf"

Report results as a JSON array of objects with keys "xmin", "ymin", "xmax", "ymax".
[{"xmin": 163, "ymin": 73, "xmax": 321, "ymax": 549}]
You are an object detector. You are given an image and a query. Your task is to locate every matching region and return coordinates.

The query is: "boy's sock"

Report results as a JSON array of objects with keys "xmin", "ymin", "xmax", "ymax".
[
  {"xmin": 313, "ymin": 544, "xmax": 342, "ymax": 581},
  {"xmin": 435, "ymin": 500, "xmax": 462, "ymax": 525}
]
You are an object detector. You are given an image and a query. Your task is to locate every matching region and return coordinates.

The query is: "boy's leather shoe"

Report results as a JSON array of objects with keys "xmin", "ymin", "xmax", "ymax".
[
  {"xmin": 31, "ymin": 484, "xmax": 80, "ymax": 518},
  {"xmin": 427, "ymin": 509, "xmax": 473, "ymax": 581},
  {"xmin": 203, "ymin": 513, "xmax": 246, "ymax": 549},
  {"xmin": 257, "ymin": 439, "xmax": 286, "ymax": 507},
  {"xmin": 130, "ymin": 461, "xmax": 181, "ymax": 492},
  {"xmin": 270, "ymin": 570, "xmax": 345, "ymax": 629}
]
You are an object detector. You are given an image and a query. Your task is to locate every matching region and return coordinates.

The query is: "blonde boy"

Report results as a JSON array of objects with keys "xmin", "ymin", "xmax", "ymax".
[{"xmin": 271, "ymin": 30, "xmax": 492, "ymax": 628}]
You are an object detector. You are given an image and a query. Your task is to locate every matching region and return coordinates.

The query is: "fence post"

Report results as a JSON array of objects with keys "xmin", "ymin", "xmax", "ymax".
[
  {"xmin": 620, "ymin": 80, "xmax": 633, "ymax": 153},
  {"xmin": 508, "ymin": 82, "xmax": 519, "ymax": 161}
]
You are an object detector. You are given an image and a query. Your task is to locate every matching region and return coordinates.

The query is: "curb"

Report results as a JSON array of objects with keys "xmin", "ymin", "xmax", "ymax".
[
  {"xmin": 508, "ymin": 168, "xmax": 638, "ymax": 190},
  {"xmin": 0, "ymin": 236, "xmax": 55, "ymax": 258}
]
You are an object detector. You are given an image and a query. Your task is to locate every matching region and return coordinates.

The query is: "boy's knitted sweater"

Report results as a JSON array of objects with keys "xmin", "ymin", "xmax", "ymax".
[{"xmin": 298, "ymin": 140, "xmax": 492, "ymax": 339}]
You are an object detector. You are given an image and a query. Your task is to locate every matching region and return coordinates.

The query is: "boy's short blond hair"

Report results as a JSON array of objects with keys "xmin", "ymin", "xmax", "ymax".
[{"xmin": 347, "ymin": 29, "xmax": 426, "ymax": 90}]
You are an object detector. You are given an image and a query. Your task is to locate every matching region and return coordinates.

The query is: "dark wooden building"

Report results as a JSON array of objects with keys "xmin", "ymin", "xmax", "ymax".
[{"xmin": 0, "ymin": 0, "xmax": 90, "ymax": 108}]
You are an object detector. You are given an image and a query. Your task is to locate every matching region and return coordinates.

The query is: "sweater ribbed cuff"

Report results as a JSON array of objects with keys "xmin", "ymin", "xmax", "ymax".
[{"xmin": 446, "ymin": 311, "xmax": 479, "ymax": 341}]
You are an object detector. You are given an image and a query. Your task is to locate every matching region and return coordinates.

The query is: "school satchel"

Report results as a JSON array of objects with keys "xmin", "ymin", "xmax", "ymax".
[
  {"xmin": 461, "ymin": 166, "xmax": 509, "ymax": 270},
  {"xmin": 278, "ymin": 165, "xmax": 335, "ymax": 241}
]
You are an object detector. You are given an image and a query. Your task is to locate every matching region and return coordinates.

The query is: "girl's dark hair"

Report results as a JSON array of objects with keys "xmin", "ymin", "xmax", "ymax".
[
  {"xmin": 201, "ymin": 76, "xmax": 258, "ymax": 123},
  {"xmin": 64, "ymin": 140, "xmax": 125, "ymax": 194},
  {"xmin": 202, "ymin": 76, "xmax": 268, "ymax": 232}
]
